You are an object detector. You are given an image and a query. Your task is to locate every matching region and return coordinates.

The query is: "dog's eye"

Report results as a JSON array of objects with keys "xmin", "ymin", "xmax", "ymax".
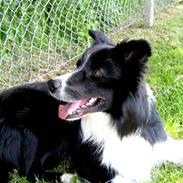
[
  {"xmin": 93, "ymin": 69, "xmax": 103, "ymax": 78},
  {"xmin": 76, "ymin": 59, "xmax": 82, "ymax": 68}
]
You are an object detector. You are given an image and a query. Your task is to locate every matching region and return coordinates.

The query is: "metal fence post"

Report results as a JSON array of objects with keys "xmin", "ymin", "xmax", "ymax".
[{"xmin": 145, "ymin": 0, "xmax": 154, "ymax": 27}]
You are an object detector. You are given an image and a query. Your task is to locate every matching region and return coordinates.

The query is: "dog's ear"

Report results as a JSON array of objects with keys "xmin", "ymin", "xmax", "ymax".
[
  {"xmin": 88, "ymin": 30, "xmax": 111, "ymax": 45},
  {"xmin": 112, "ymin": 39, "xmax": 151, "ymax": 63}
]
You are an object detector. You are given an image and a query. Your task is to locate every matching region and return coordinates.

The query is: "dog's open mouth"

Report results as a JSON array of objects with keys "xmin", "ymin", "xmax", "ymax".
[{"xmin": 58, "ymin": 97, "xmax": 104, "ymax": 120}]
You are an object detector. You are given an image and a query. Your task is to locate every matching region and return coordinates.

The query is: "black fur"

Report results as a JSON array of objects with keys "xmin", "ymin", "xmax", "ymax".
[{"xmin": 0, "ymin": 82, "xmax": 75, "ymax": 182}]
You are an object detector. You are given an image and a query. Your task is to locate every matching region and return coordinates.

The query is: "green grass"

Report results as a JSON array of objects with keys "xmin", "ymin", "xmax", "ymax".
[
  {"xmin": 147, "ymin": 4, "xmax": 183, "ymax": 182},
  {"xmin": 9, "ymin": 2, "xmax": 183, "ymax": 183}
]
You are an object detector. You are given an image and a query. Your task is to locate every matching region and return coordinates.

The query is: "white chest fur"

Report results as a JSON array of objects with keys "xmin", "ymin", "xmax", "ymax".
[{"xmin": 81, "ymin": 112, "xmax": 155, "ymax": 182}]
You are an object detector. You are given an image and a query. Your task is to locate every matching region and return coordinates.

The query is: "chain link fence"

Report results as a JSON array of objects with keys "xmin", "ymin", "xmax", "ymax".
[{"xmin": 0, "ymin": 0, "xmax": 177, "ymax": 89}]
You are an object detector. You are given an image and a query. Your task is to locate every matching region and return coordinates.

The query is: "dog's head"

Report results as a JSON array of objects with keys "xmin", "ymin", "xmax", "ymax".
[{"xmin": 48, "ymin": 30, "xmax": 151, "ymax": 121}]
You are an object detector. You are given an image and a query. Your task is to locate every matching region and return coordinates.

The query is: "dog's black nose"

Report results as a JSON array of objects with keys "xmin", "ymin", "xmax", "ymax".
[{"xmin": 48, "ymin": 79, "xmax": 61, "ymax": 93}]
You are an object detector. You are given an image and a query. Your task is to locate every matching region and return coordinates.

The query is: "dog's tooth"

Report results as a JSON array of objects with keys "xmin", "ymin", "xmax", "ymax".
[
  {"xmin": 89, "ymin": 97, "xmax": 97, "ymax": 104},
  {"xmin": 86, "ymin": 102, "xmax": 91, "ymax": 106},
  {"xmin": 89, "ymin": 98, "xmax": 94, "ymax": 103}
]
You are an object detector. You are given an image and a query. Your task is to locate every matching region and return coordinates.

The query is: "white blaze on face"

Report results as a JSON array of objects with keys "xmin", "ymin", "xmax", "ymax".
[{"xmin": 51, "ymin": 72, "xmax": 73, "ymax": 101}]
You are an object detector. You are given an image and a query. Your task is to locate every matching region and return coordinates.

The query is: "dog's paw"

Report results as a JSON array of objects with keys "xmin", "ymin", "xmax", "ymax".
[
  {"xmin": 110, "ymin": 175, "xmax": 134, "ymax": 183},
  {"xmin": 61, "ymin": 173, "xmax": 75, "ymax": 183}
]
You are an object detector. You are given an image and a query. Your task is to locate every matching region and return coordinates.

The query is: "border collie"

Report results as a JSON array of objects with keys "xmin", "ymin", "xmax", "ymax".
[
  {"xmin": 48, "ymin": 30, "xmax": 183, "ymax": 183},
  {"xmin": 0, "ymin": 30, "xmax": 182, "ymax": 183}
]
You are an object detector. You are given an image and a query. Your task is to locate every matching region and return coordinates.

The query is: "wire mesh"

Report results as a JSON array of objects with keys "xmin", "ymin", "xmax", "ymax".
[
  {"xmin": 155, "ymin": 0, "xmax": 177, "ymax": 11},
  {"xmin": 0, "ymin": 0, "xmax": 177, "ymax": 89}
]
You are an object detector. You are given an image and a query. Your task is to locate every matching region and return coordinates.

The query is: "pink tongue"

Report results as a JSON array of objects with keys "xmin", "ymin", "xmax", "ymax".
[{"xmin": 58, "ymin": 99, "xmax": 88, "ymax": 120}]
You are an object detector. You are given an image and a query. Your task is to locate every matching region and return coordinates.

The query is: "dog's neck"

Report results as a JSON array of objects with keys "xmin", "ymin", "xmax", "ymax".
[
  {"xmin": 81, "ymin": 112, "xmax": 115, "ymax": 143},
  {"xmin": 80, "ymin": 84, "xmax": 154, "ymax": 142}
]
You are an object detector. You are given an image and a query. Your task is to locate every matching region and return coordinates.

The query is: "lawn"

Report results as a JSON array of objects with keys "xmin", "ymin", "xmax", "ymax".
[{"xmin": 9, "ymin": 2, "xmax": 183, "ymax": 183}]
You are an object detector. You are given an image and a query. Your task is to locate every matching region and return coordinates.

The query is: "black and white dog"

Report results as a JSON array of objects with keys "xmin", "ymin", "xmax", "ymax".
[
  {"xmin": 48, "ymin": 30, "xmax": 183, "ymax": 182},
  {"xmin": 0, "ymin": 30, "xmax": 182, "ymax": 183}
]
